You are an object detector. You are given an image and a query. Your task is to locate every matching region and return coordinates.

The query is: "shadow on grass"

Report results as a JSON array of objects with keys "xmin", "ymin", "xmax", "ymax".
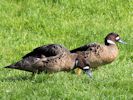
[
  {"xmin": 0, "ymin": 70, "xmax": 94, "ymax": 83},
  {"xmin": 0, "ymin": 75, "xmax": 33, "ymax": 82},
  {"xmin": 0, "ymin": 73, "xmax": 58, "ymax": 83}
]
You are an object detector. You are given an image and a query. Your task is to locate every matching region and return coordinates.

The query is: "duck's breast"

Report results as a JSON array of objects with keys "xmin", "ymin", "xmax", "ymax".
[{"xmin": 102, "ymin": 45, "xmax": 119, "ymax": 63}]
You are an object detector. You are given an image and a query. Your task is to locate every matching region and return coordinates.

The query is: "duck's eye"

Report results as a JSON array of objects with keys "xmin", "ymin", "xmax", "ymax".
[
  {"xmin": 35, "ymin": 58, "xmax": 40, "ymax": 61},
  {"xmin": 115, "ymin": 36, "xmax": 120, "ymax": 41}
]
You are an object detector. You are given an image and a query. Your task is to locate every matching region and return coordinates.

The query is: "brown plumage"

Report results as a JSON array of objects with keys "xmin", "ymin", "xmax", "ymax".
[
  {"xmin": 5, "ymin": 44, "xmax": 78, "ymax": 75},
  {"xmin": 71, "ymin": 32, "xmax": 126, "ymax": 77}
]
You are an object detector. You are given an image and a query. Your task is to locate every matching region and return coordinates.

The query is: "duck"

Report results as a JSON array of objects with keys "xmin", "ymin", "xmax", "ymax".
[
  {"xmin": 70, "ymin": 32, "xmax": 126, "ymax": 77},
  {"xmin": 4, "ymin": 44, "xmax": 78, "ymax": 76}
]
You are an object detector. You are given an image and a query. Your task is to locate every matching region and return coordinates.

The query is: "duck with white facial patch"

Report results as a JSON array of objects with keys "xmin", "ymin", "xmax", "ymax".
[{"xmin": 71, "ymin": 32, "xmax": 126, "ymax": 78}]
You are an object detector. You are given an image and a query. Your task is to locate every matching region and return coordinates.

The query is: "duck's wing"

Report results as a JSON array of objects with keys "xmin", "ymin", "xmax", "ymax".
[
  {"xmin": 70, "ymin": 44, "xmax": 90, "ymax": 53},
  {"xmin": 22, "ymin": 45, "xmax": 48, "ymax": 58},
  {"xmin": 23, "ymin": 44, "xmax": 69, "ymax": 58},
  {"xmin": 70, "ymin": 43, "xmax": 99, "ymax": 53}
]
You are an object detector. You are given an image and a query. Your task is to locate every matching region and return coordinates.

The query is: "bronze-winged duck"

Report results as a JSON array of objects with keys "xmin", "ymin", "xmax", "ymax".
[
  {"xmin": 5, "ymin": 44, "xmax": 78, "ymax": 75},
  {"xmin": 71, "ymin": 32, "xmax": 126, "ymax": 77}
]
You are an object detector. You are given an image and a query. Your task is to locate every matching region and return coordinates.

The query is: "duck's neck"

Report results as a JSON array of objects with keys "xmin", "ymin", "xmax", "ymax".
[{"xmin": 104, "ymin": 42, "xmax": 119, "ymax": 63}]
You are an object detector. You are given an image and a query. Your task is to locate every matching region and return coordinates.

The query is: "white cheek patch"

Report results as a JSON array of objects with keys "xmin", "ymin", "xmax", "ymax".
[
  {"xmin": 75, "ymin": 60, "xmax": 79, "ymax": 66},
  {"xmin": 116, "ymin": 37, "xmax": 120, "ymax": 41},
  {"xmin": 107, "ymin": 40, "xmax": 115, "ymax": 45},
  {"xmin": 83, "ymin": 66, "xmax": 90, "ymax": 70}
]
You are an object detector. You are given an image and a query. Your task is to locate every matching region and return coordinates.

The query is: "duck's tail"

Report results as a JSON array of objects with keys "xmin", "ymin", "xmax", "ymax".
[
  {"xmin": 4, "ymin": 65, "xmax": 16, "ymax": 68},
  {"xmin": 4, "ymin": 60, "xmax": 24, "ymax": 69},
  {"xmin": 4, "ymin": 57, "xmax": 39, "ymax": 72}
]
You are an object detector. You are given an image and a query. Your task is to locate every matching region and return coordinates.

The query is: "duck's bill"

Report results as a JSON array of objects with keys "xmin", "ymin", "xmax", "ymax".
[
  {"xmin": 118, "ymin": 39, "xmax": 127, "ymax": 44},
  {"xmin": 83, "ymin": 66, "xmax": 92, "ymax": 78},
  {"xmin": 84, "ymin": 69, "xmax": 92, "ymax": 78}
]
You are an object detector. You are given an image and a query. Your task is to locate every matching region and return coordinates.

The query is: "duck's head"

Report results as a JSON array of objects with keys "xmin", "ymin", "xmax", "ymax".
[{"xmin": 104, "ymin": 32, "xmax": 126, "ymax": 45}]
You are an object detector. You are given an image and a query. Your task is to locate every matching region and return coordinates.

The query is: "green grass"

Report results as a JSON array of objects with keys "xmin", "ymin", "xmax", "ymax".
[{"xmin": 0, "ymin": 0, "xmax": 133, "ymax": 99}]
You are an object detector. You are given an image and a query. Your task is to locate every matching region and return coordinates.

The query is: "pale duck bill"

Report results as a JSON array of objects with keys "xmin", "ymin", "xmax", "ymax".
[
  {"xmin": 83, "ymin": 66, "xmax": 92, "ymax": 78},
  {"xmin": 118, "ymin": 39, "xmax": 127, "ymax": 44}
]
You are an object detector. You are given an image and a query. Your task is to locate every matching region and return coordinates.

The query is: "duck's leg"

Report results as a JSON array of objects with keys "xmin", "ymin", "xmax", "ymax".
[
  {"xmin": 31, "ymin": 70, "xmax": 39, "ymax": 78},
  {"xmin": 31, "ymin": 72, "xmax": 36, "ymax": 77},
  {"xmin": 83, "ymin": 66, "xmax": 92, "ymax": 78},
  {"xmin": 31, "ymin": 72, "xmax": 37, "ymax": 79},
  {"xmin": 75, "ymin": 68, "xmax": 82, "ymax": 76}
]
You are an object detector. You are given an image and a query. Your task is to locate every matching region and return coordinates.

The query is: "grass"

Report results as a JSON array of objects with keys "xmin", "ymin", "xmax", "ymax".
[{"xmin": 0, "ymin": 0, "xmax": 133, "ymax": 99}]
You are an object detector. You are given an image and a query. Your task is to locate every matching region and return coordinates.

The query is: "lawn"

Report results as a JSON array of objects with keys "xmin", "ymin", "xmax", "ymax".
[{"xmin": 0, "ymin": 0, "xmax": 133, "ymax": 99}]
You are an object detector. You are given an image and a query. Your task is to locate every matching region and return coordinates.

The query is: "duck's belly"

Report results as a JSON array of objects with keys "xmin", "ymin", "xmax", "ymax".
[
  {"xmin": 86, "ymin": 56, "xmax": 115, "ymax": 68},
  {"xmin": 44, "ymin": 63, "xmax": 75, "ymax": 73},
  {"xmin": 89, "ymin": 61, "xmax": 104, "ymax": 68},
  {"xmin": 89, "ymin": 61, "xmax": 109, "ymax": 68},
  {"xmin": 41, "ymin": 56, "xmax": 76, "ymax": 72}
]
